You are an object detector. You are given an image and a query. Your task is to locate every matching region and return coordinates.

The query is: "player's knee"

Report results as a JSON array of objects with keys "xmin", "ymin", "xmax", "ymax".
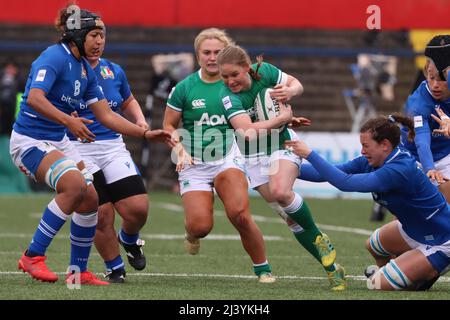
[
  {"xmin": 186, "ymin": 222, "xmax": 213, "ymax": 239},
  {"xmin": 116, "ymin": 198, "xmax": 148, "ymax": 227},
  {"xmin": 81, "ymin": 187, "xmax": 98, "ymax": 212},
  {"xmin": 230, "ymin": 210, "xmax": 252, "ymax": 229},
  {"xmin": 123, "ymin": 209, "xmax": 148, "ymax": 229},
  {"xmin": 59, "ymin": 176, "xmax": 88, "ymax": 208},
  {"xmin": 269, "ymin": 185, "xmax": 290, "ymax": 204},
  {"xmin": 130, "ymin": 202, "xmax": 149, "ymax": 224},
  {"xmin": 134, "ymin": 208, "xmax": 148, "ymax": 226},
  {"xmin": 72, "ymin": 183, "xmax": 98, "ymax": 214},
  {"xmin": 96, "ymin": 204, "xmax": 115, "ymax": 230}
]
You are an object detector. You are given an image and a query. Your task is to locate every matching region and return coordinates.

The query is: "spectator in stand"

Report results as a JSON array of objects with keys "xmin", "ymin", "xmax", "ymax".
[{"xmin": 0, "ymin": 59, "xmax": 24, "ymax": 135}]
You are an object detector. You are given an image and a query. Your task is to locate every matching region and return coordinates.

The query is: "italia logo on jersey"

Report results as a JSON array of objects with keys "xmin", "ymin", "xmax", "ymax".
[
  {"xmin": 35, "ymin": 69, "xmax": 46, "ymax": 82},
  {"xmin": 413, "ymin": 115, "xmax": 423, "ymax": 128},
  {"xmin": 100, "ymin": 66, "xmax": 115, "ymax": 79}
]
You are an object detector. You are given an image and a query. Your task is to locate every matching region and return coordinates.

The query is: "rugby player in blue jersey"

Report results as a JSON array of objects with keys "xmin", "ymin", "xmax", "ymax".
[
  {"xmin": 401, "ymin": 35, "xmax": 450, "ymax": 203},
  {"xmin": 9, "ymin": 5, "xmax": 174, "ymax": 285},
  {"xmin": 68, "ymin": 20, "xmax": 151, "ymax": 283},
  {"xmin": 286, "ymin": 114, "xmax": 450, "ymax": 290},
  {"xmin": 425, "ymin": 35, "xmax": 450, "ymax": 136},
  {"xmin": 424, "ymin": 35, "xmax": 450, "ymax": 88}
]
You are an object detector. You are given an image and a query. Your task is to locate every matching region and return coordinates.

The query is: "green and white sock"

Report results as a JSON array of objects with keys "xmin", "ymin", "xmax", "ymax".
[
  {"xmin": 282, "ymin": 193, "xmax": 323, "ymax": 263},
  {"xmin": 253, "ymin": 261, "xmax": 272, "ymax": 276}
]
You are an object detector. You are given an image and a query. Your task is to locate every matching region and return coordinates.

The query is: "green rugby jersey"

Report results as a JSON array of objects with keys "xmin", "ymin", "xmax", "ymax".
[
  {"xmin": 219, "ymin": 62, "xmax": 293, "ymax": 157},
  {"xmin": 167, "ymin": 70, "xmax": 235, "ymax": 162}
]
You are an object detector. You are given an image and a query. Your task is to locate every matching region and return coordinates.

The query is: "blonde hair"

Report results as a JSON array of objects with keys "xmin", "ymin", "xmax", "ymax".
[
  {"xmin": 423, "ymin": 58, "xmax": 434, "ymax": 78},
  {"xmin": 422, "ymin": 58, "xmax": 448, "ymax": 81},
  {"xmin": 217, "ymin": 44, "xmax": 264, "ymax": 80},
  {"xmin": 194, "ymin": 28, "xmax": 233, "ymax": 56}
]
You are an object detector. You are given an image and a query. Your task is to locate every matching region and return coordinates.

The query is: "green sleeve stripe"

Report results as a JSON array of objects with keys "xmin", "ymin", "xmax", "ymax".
[
  {"xmin": 227, "ymin": 110, "xmax": 247, "ymax": 120},
  {"xmin": 167, "ymin": 103, "xmax": 182, "ymax": 112}
]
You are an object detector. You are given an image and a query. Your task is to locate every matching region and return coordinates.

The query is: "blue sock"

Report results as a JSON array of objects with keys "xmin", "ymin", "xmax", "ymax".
[
  {"xmin": 70, "ymin": 212, "xmax": 97, "ymax": 272},
  {"xmin": 105, "ymin": 255, "xmax": 125, "ymax": 272},
  {"xmin": 28, "ymin": 199, "xmax": 68, "ymax": 256},
  {"xmin": 119, "ymin": 229, "xmax": 139, "ymax": 245}
]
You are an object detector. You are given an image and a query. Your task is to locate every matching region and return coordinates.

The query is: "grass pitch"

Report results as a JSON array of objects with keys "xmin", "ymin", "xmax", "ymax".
[{"xmin": 0, "ymin": 192, "xmax": 449, "ymax": 300}]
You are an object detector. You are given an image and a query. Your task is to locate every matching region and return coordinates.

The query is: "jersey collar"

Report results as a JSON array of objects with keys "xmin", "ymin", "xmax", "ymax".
[
  {"xmin": 61, "ymin": 43, "xmax": 72, "ymax": 55},
  {"xmin": 384, "ymin": 147, "xmax": 402, "ymax": 165},
  {"xmin": 198, "ymin": 69, "xmax": 221, "ymax": 84}
]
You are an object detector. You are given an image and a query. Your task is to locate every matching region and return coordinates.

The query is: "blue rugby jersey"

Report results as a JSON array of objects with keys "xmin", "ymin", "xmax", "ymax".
[
  {"xmin": 13, "ymin": 43, "xmax": 104, "ymax": 141},
  {"xmin": 67, "ymin": 58, "xmax": 131, "ymax": 141},
  {"xmin": 300, "ymin": 148, "xmax": 450, "ymax": 246},
  {"xmin": 401, "ymin": 81, "xmax": 450, "ymax": 172}
]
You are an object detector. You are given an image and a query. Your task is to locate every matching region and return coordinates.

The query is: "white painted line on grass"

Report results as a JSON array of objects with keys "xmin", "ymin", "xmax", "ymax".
[
  {"xmin": 23, "ymin": 202, "xmax": 374, "ymax": 237},
  {"xmin": 156, "ymin": 202, "xmax": 374, "ymax": 236},
  {"xmin": 0, "ymin": 233, "xmax": 286, "ymax": 241},
  {"xmin": 1, "ymin": 270, "xmax": 449, "ymax": 283},
  {"xmin": 315, "ymin": 224, "xmax": 372, "ymax": 236},
  {"xmin": 29, "ymin": 212, "xmax": 43, "ymax": 219}
]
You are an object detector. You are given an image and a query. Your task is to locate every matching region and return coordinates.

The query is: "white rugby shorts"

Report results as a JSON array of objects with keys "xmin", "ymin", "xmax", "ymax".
[
  {"xmin": 245, "ymin": 129, "xmax": 302, "ymax": 189},
  {"xmin": 71, "ymin": 136, "xmax": 140, "ymax": 184},
  {"xmin": 10, "ymin": 130, "xmax": 82, "ymax": 179},
  {"xmin": 178, "ymin": 141, "xmax": 245, "ymax": 195}
]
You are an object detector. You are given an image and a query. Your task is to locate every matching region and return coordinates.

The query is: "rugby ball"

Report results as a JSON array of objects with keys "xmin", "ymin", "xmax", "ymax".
[{"xmin": 254, "ymin": 88, "xmax": 286, "ymax": 130}]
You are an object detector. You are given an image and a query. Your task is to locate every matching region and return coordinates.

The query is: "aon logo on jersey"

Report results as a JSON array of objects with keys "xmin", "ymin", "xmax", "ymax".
[{"xmin": 195, "ymin": 113, "xmax": 227, "ymax": 126}]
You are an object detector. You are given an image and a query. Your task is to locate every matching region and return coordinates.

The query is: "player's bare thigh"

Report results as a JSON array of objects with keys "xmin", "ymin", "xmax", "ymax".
[
  {"xmin": 377, "ymin": 220, "xmax": 412, "ymax": 256},
  {"xmin": 214, "ymin": 168, "xmax": 250, "ymax": 219}
]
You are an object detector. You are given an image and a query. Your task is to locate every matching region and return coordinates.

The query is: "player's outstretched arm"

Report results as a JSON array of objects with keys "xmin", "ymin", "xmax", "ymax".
[
  {"xmin": 431, "ymin": 107, "xmax": 450, "ymax": 137},
  {"xmin": 121, "ymin": 94, "xmax": 149, "ymax": 129},
  {"xmin": 163, "ymin": 106, "xmax": 193, "ymax": 171},
  {"xmin": 90, "ymin": 99, "xmax": 175, "ymax": 147}
]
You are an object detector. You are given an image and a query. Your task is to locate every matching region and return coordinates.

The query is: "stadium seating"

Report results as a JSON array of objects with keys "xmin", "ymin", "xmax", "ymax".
[{"xmin": 0, "ymin": 25, "xmax": 417, "ymax": 188}]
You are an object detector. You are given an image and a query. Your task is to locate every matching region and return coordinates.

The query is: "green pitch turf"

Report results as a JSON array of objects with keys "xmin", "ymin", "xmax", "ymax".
[{"xmin": 0, "ymin": 192, "xmax": 448, "ymax": 300}]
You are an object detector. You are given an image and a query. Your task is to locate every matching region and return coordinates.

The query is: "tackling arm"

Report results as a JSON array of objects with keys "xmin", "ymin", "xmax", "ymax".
[{"xmin": 306, "ymin": 151, "xmax": 389, "ymax": 193}]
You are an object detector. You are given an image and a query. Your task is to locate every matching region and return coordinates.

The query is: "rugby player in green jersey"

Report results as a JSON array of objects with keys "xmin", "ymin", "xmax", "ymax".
[
  {"xmin": 217, "ymin": 45, "xmax": 346, "ymax": 290},
  {"xmin": 163, "ymin": 29, "xmax": 291, "ymax": 283}
]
